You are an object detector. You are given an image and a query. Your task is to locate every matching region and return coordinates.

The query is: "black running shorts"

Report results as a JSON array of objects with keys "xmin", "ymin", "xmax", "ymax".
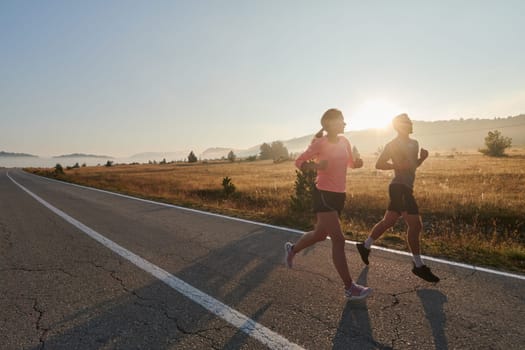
[
  {"xmin": 388, "ymin": 183, "xmax": 419, "ymax": 215},
  {"xmin": 312, "ymin": 187, "xmax": 346, "ymax": 216}
]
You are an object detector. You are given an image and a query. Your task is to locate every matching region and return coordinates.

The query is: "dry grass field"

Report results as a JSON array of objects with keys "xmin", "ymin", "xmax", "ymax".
[{"xmin": 27, "ymin": 151, "xmax": 525, "ymax": 273}]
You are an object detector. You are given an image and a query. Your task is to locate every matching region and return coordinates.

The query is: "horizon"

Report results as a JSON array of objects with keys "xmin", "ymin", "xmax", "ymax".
[
  {"xmin": 2, "ymin": 115, "xmax": 524, "ymax": 160},
  {"xmin": 2, "ymin": 2, "xmax": 524, "ymax": 157}
]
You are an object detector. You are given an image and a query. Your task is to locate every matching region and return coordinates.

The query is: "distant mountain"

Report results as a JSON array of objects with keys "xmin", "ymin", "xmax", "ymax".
[
  {"xmin": 0, "ymin": 151, "xmax": 38, "ymax": 157},
  {"xmin": 200, "ymin": 115, "xmax": 525, "ymax": 159},
  {"xmin": 130, "ymin": 151, "xmax": 191, "ymax": 161},
  {"xmin": 54, "ymin": 153, "xmax": 113, "ymax": 158},
  {"xmin": 201, "ymin": 145, "xmax": 262, "ymax": 159},
  {"xmin": 283, "ymin": 114, "xmax": 525, "ymax": 156},
  {"xmin": 201, "ymin": 147, "xmax": 232, "ymax": 160},
  {"xmin": 20, "ymin": 115, "xmax": 522, "ymax": 163}
]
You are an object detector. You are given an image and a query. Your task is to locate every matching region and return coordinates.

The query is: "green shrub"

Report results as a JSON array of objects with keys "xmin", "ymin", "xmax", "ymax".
[
  {"xmin": 290, "ymin": 161, "xmax": 316, "ymax": 213},
  {"xmin": 222, "ymin": 176, "xmax": 236, "ymax": 196},
  {"xmin": 54, "ymin": 163, "xmax": 64, "ymax": 175},
  {"xmin": 188, "ymin": 151, "xmax": 198, "ymax": 163},
  {"xmin": 479, "ymin": 130, "xmax": 512, "ymax": 157}
]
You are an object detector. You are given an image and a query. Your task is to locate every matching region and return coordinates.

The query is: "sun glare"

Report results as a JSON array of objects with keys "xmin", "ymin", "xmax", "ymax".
[{"xmin": 351, "ymin": 99, "xmax": 405, "ymax": 130}]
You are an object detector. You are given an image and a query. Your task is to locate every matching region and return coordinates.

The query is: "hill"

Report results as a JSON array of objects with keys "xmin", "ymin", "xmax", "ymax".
[
  {"xmin": 0, "ymin": 151, "xmax": 38, "ymax": 157},
  {"xmin": 201, "ymin": 146, "xmax": 261, "ymax": 160},
  {"xmin": 284, "ymin": 114, "xmax": 525, "ymax": 156},
  {"xmin": 54, "ymin": 153, "xmax": 113, "ymax": 159},
  {"xmin": 130, "ymin": 151, "xmax": 192, "ymax": 162},
  {"xmin": 195, "ymin": 115, "xmax": 525, "ymax": 159}
]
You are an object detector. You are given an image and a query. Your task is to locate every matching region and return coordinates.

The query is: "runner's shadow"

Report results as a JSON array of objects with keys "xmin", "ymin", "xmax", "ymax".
[
  {"xmin": 27, "ymin": 227, "xmax": 283, "ymax": 349},
  {"xmin": 417, "ymin": 289, "xmax": 448, "ymax": 350},
  {"xmin": 220, "ymin": 301, "xmax": 272, "ymax": 350},
  {"xmin": 332, "ymin": 267, "xmax": 392, "ymax": 350}
]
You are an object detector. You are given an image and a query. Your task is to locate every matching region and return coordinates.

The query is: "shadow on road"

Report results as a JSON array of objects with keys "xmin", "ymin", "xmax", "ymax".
[
  {"xmin": 28, "ymin": 227, "xmax": 284, "ymax": 349},
  {"xmin": 332, "ymin": 267, "xmax": 392, "ymax": 350},
  {"xmin": 417, "ymin": 289, "xmax": 448, "ymax": 350}
]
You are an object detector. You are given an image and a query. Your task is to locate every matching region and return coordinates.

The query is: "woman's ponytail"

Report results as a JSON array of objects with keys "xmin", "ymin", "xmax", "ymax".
[{"xmin": 312, "ymin": 108, "xmax": 341, "ymax": 143}]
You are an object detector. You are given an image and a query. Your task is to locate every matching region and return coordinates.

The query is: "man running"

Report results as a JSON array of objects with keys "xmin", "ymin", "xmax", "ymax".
[{"xmin": 356, "ymin": 113, "xmax": 440, "ymax": 282}]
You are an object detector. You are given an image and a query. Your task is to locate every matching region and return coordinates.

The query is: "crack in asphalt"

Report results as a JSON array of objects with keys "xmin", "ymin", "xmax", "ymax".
[
  {"xmin": 85, "ymin": 260, "xmax": 152, "ymax": 302},
  {"xmin": 162, "ymin": 308, "xmax": 233, "ymax": 348},
  {"xmin": 32, "ymin": 299, "xmax": 49, "ymax": 350},
  {"xmin": 380, "ymin": 287, "xmax": 419, "ymax": 311},
  {"xmin": 85, "ymin": 258, "xmax": 232, "ymax": 341}
]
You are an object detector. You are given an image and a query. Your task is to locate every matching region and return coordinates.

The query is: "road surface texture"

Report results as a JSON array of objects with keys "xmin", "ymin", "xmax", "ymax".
[{"xmin": 1, "ymin": 168, "xmax": 524, "ymax": 349}]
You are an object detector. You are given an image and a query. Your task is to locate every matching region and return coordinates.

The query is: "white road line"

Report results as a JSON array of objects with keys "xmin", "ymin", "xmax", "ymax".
[
  {"xmin": 7, "ymin": 172, "xmax": 305, "ymax": 350},
  {"xmin": 15, "ymin": 170, "xmax": 525, "ymax": 281}
]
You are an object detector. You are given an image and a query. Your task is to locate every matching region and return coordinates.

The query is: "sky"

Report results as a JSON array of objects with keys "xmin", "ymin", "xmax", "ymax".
[{"xmin": 1, "ymin": 0, "xmax": 524, "ymax": 157}]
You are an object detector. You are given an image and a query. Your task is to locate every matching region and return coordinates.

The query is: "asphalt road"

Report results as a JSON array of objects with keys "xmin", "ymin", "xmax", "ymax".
[{"xmin": 1, "ymin": 168, "xmax": 524, "ymax": 350}]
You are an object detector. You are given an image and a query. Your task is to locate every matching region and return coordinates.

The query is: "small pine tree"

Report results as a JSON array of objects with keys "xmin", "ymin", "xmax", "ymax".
[
  {"xmin": 290, "ymin": 161, "xmax": 317, "ymax": 213},
  {"xmin": 227, "ymin": 150, "xmax": 236, "ymax": 162},
  {"xmin": 222, "ymin": 176, "xmax": 236, "ymax": 196},
  {"xmin": 54, "ymin": 163, "xmax": 64, "ymax": 175},
  {"xmin": 187, "ymin": 151, "xmax": 198, "ymax": 163},
  {"xmin": 479, "ymin": 130, "xmax": 512, "ymax": 157}
]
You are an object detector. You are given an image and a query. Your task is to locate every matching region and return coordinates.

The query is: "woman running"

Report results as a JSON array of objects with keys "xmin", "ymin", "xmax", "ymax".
[{"xmin": 284, "ymin": 108, "xmax": 372, "ymax": 300}]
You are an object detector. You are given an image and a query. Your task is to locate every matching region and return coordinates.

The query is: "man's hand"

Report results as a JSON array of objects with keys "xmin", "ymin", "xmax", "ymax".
[
  {"xmin": 353, "ymin": 158, "xmax": 363, "ymax": 168},
  {"xmin": 420, "ymin": 148, "xmax": 429, "ymax": 161}
]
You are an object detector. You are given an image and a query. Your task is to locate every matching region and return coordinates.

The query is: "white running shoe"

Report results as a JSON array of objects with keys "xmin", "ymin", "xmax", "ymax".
[
  {"xmin": 284, "ymin": 242, "xmax": 295, "ymax": 268},
  {"xmin": 345, "ymin": 282, "xmax": 372, "ymax": 300}
]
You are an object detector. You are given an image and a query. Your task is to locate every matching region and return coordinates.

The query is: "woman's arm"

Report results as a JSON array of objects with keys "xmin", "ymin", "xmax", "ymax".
[{"xmin": 295, "ymin": 139, "xmax": 321, "ymax": 170}]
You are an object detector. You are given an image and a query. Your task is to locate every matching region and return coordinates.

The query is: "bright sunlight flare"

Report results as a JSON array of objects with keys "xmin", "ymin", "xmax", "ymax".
[{"xmin": 351, "ymin": 99, "xmax": 405, "ymax": 130}]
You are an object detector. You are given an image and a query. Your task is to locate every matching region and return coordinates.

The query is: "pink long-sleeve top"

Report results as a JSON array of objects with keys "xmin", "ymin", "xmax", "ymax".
[{"xmin": 295, "ymin": 135, "xmax": 355, "ymax": 193}]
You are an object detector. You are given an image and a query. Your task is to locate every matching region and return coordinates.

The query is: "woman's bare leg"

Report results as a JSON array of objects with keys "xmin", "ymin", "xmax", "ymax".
[
  {"xmin": 317, "ymin": 211, "xmax": 353, "ymax": 289},
  {"xmin": 291, "ymin": 215, "xmax": 328, "ymax": 254}
]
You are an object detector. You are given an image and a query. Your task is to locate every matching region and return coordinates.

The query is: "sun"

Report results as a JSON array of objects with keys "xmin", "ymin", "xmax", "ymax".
[{"xmin": 350, "ymin": 99, "xmax": 405, "ymax": 130}]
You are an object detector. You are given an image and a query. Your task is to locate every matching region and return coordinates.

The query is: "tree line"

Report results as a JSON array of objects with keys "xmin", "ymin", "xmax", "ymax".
[
  {"xmin": 186, "ymin": 140, "xmax": 290, "ymax": 163},
  {"xmin": 184, "ymin": 129, "xmax": 512, "ymax": 163}
]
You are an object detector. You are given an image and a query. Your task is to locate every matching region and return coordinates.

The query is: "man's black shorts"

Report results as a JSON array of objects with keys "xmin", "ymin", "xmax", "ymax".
[
  {"xmin": 313, "ymin": 187, "xmax": 346, "ymax": 216},
  {"xmin": 388, "ymin": 183, "xmax": 419, "ymax": 215}
]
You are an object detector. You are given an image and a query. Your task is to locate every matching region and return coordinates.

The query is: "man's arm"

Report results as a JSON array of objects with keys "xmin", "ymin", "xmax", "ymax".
[
  {"xmin": 417, "ymin": 148, "xmax": 429, "ymax": 167},
  {"xmin": 375, "ymin": 145, "xmax": 394, "ymax": 170}
]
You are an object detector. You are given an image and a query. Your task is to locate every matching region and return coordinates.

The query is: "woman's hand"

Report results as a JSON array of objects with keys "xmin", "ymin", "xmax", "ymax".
[
  {"xmin": 301, "ymin": 160, "xmax": 326, "ymax": 172},
  {"xmin": 317, "ymin": 160, "xmax": 328, "ymax": 170}
]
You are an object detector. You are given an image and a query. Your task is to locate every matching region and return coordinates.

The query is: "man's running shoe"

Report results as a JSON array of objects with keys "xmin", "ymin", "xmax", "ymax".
[
  {"xmin": 356, "ymin": 243, "xmax": 370, "ymax": 265},
  {"xmin": 345, "ymin": 282, "xmax": 372, "ymax": 300},
  {"xmin": 284, "ymin": 242, "xmax": 295, "ymax": 268},
  {"xmin": 412, "ymin": 263, "xmax": 440, "ymax": 282}
]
